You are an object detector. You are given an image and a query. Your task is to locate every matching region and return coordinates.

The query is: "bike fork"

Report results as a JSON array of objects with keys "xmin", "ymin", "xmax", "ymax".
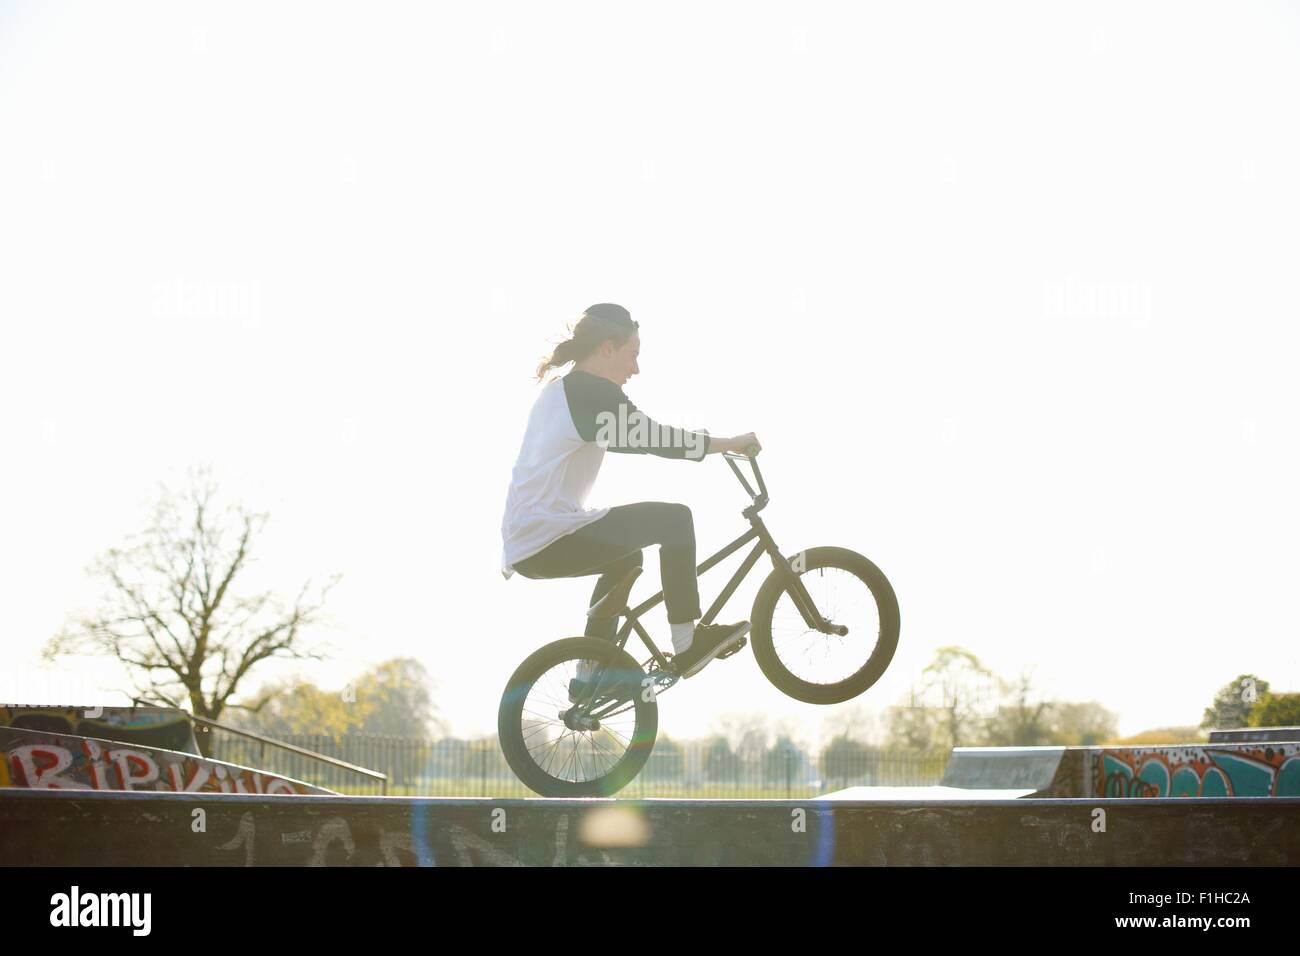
[{"xmin": 767, "ymin": 546, "xmax": 846, "ymax": 635}]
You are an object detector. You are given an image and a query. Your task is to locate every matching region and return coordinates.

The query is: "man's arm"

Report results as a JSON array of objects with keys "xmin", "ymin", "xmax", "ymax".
[{"xmin": 565, "ymin": 372, "xmax": 713, "ymax": 461}]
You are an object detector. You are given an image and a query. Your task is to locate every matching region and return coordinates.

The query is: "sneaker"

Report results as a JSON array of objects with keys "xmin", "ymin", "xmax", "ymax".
[
  {"xmin": 670, "ymin": 621, "xmax": 751, "ymax": 679},
  {"xmin": 568, "ymin": 651, "xmax": 608, "ymax": 703},
  {"xmin": 568, "ymin": 676, "xmax": 593, "ymax": 703},
  {"xmin": 568, "ymin": 665, "xmax": 641, "ymax": 704}
]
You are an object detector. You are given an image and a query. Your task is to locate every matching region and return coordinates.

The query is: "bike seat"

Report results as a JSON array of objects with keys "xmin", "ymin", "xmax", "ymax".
[{"xmin": 586, "ymin": 566, "xmax": 642, "ymax": 620}]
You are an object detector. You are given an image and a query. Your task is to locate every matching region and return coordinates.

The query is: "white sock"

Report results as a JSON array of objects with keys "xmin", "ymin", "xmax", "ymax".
[{"xmin": 670, "ymin": 619, "xmax": 697, "ymax": 654}]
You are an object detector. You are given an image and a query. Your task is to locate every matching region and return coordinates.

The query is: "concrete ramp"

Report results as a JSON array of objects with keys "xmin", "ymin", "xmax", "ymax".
[
  {"xmin": 823, "ymin": 785, "xmax": 1036, "ymax": 800},
  {"xmin": 0, "ymin": 726, "xmax": 333, "ymax": 795},
  {"xmin": 940, "ymin": 747, "xmax": 1080, "ymax": 796},
  {"xmin": 2, "ymin": 789, "xmax": 1296, "ymax": 866},
  {"xmin": 2, "ymin": 704, "xmax": 200, "ymax": 755},
  {"xmin": 938, "ymin": 742, "xmax": 1300, "ymax": 798},
  {"xmin": 1208, "ymin": 727, "xmax": 1300, "ymax": 743}
]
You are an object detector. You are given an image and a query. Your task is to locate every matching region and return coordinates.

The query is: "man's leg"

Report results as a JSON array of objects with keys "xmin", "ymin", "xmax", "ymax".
[
  {"xmin": 581, "ymin": 549, "xmax": 644, "ymax": 641},
  {"xmin": 513, "ymin": 502, "xmax": 702, "ymax": 632}
]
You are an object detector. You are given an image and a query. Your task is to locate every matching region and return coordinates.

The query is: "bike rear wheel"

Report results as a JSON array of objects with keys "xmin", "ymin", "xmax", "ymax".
[
  {"xmin": 498, "ymin": 636, "xmax": 659, "ymax": 797},
  {"xmin": 751, "ymin": 546, "xmax": 900, "ymax": 704}
]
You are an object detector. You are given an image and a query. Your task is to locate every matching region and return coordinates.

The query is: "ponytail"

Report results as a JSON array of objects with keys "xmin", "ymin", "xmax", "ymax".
[{"xmin": 535, "ymin": 303, "xmax": 639, "ymax": 382}]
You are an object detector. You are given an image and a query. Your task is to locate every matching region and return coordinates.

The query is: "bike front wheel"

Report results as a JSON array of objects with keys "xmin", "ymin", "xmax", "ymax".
[
  {"xmin": 750, "ymin": 546, "xmax": 901, "ymax": 705},
  {"xmin": 498, "ymin": 636, "xmax": 659, "ymax": 797}
]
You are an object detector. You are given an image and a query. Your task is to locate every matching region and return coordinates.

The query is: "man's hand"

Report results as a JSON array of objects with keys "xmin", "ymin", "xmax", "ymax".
[{"xmin": 718, "ymin": 433, "xmax": 761, "ymax": 455}]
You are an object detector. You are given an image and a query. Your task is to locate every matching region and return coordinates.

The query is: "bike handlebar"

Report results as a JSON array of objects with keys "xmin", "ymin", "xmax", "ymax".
[{"xmin": 723, "ymin": 442, "xmax": 767, "ymax": 504}]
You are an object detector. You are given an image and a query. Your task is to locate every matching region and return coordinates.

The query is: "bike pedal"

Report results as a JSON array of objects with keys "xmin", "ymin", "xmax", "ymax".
[{"xmin": 717, "ymin": 636, "xmax": 747, "ymax": 660}]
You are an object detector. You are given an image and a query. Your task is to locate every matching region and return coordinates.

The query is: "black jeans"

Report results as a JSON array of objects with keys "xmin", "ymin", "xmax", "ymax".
[{"xmin": 513, "ymin": 502, "xmax": 701, "ymax": 641}]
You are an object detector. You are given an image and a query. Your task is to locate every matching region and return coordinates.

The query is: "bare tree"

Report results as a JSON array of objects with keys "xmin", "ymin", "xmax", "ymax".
[
  {"xmin": 45, "ymin": 467, "xmax": 339, "ymax": 750},
  {"xmin": 710, "ymin": 712, "xmax": 772, "ymax": 755},
  {"xmin": 887, "ymin": 646, "xmax": 997, "ymax": 751},
  {"xmin": 819, "ymin": 702, "xmax": 882, "ymax": 747},
  {"xmin": 985, "ymin": 669, "xmax": 1054, "ymax": 746},
  {"xmin": 1048, "ymin": 700, "xmax": 1119, "ymax": 745}
]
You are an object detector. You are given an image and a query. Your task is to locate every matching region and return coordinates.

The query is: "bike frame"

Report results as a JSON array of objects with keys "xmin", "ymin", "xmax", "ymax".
[{"xmin": 608, "ymin": 451, "xmax": 832, "ymax": 673}]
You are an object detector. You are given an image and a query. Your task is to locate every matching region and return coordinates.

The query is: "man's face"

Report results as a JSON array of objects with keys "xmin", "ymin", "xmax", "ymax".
[{"xmin": 608, "ymin": 332, "xmax": 640, "ymax": 386}]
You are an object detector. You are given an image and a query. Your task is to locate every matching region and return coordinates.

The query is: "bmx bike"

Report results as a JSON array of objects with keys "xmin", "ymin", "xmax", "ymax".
[{"xmin": 497, "ymin": 444, "xmax": 901, "ymax": 797}]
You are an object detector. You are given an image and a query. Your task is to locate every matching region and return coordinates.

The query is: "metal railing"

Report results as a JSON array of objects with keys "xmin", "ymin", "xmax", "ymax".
[
  {"xmin": 193, "ymin": 716, "xmax": 389, "ymax": 794},
  {"xmin": 204, "ymin": 729, "xmax": 945, "ymax": 798}
]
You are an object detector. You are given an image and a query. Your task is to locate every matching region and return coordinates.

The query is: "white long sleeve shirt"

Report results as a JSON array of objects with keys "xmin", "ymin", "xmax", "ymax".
[{"xmin": 500, "ymin": 369, "xmax": 711, "ymax": 579}]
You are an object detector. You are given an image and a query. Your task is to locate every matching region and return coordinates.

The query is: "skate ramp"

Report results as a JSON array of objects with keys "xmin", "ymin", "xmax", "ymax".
[
  {"xmin": 1, "ymin": 788, "xmax": 1295, "ymax": 866},
  {"xmin": 0, "ymin": 725, "xmax": 332, "ymax": 795}
]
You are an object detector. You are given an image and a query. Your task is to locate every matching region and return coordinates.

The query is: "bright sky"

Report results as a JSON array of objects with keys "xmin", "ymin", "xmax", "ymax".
[{"xmin": 2, "ymin": 1, "xmax": 1298, "ymax": 748}]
